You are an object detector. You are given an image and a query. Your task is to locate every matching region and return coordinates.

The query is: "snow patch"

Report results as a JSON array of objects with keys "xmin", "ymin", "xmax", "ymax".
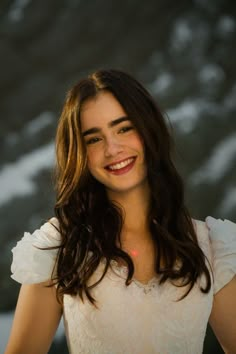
[
  {"xmin": 25, "ymin": 112, "xmax": 55, "ymax": 136},
  {"xmin": 190, "ymin": 133, "xmax": 236, "ymax": 184},
  {"xmin": 5, "ymin": 111, "xmax": 55, "ymax": 147},
  {"xmin": 217, "ymin": 187, "xmax": 236, "ymax": 214},
  {"xmin": 8, "ymin": 0, "xmax": 32, "ymax": 22},
  {"xmin": 150, "ymin": 72, "xmax": 173, "ymax": 96},
  {"xmin": 167, "ymin": 99, "xmax": 220, "ymax": 133},
  {"xmin": 216, "ymin": 16, "xmax": 236, "ymax": 38},
  {"xmin": 0, "ymin": 142, "xmax": 54, "ymax": 207},
  {"xmin": 198, "ymin": 63, "xmax": 225, "ymax": 85},
  {"xmin": 170, "ymin": 20, "xmax": 193, "ymax": 51}
]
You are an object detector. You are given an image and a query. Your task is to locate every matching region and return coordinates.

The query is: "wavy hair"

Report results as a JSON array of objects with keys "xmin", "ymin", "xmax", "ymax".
[{"xmin": 53, "ymin": 69, "xmax": 211, "ymax": 305}]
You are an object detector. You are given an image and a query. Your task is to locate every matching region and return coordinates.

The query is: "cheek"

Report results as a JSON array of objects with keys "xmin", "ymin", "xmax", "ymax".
[
  {"xmin": 87, "ymin": 149, "xmax": 101, "ymax": 170},
  {"xmin": 133, "ymin": 134, "xmax": 145, "ymax": 154}
]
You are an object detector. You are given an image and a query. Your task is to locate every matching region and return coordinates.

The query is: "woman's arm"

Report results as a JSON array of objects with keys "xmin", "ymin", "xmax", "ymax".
[
  {"xmin": 4, "ymin": 281, "xmax": 62, "ymax": 354},
  {"xmin": 209, "ymin": 275, "xmax": 236, "ymax": 354}
]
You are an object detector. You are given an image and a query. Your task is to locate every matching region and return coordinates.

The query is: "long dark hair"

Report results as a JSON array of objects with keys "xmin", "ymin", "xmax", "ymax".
[{"xmin": 53, "ymin": 69, "xmax": 211, "ymax": 305}]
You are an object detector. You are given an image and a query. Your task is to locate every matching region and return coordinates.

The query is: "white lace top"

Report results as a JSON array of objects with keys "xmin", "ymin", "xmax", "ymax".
[{"xmin": 11, "ymin": 216, "xmax": 236, "ymax": 354}]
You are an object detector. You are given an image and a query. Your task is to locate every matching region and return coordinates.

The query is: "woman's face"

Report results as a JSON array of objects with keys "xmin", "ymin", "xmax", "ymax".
[{"xmin": 80, "ymin": 91, "xmax": 148, "ymax": 197}]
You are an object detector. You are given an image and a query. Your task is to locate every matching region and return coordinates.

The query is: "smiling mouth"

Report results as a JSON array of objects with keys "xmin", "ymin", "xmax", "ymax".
[{"xmin": 105, "ymin": 157, "xmax": 136, "ymax": 171}]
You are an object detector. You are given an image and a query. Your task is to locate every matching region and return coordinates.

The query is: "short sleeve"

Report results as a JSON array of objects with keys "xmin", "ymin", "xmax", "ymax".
[
  {"xmin": 205, "ymin": 216, "xmax": 236, "ymax": 294},
  {"xmin": 11, "ymin": 217, "xmax": 61, "ymax": 284}
]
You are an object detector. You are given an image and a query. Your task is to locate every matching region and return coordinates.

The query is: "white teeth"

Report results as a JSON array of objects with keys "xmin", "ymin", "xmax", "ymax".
[{"xmin": 108, "ymin": 158, "xmax": 134, "ymax": 170}]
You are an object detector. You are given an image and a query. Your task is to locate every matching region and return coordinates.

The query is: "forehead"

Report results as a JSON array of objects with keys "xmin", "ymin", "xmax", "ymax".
[{"xmin": 80, "ymin": 91, "xmax": 127, "ymax": 129}]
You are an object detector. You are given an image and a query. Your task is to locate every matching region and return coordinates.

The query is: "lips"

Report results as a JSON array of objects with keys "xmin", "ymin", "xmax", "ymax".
[{"xmin": 105, "ymin": 157, "xmax": 136, "ymax": 174}]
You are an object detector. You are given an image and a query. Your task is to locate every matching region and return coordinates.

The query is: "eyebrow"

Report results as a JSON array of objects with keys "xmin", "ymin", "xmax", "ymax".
[{"xmin": 82, "ymin": 116, "xmax": 130, "ymax": 137}]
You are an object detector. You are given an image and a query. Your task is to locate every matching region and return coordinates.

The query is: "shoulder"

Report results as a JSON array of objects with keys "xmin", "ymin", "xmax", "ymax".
[
  {"xmin": 205, "ymin": 216, "xmax": 236, "ymax": 243},
  {"xmin": 192, "ymin": 215, "xmax": 236, "ymax": 247},
  {"xmin": 193, "ymin": 216, "xmax": 236, "ymax": 294},
  {"xmin": 33, "ymin": 217, "xmax": 61, "ymax": 246},
  {"xmin": 11, "ymin": 217, "xmax": 61, "ymax": 284},
  {"xmin": 192, "ymin": 217, "xmax": 211, "ymax": 258}
]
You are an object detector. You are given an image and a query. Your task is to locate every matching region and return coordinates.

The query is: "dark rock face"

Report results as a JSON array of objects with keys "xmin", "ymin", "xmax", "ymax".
[{"xmin": 0, "ymin": 0, "xmax": 235, "ymax": 353}]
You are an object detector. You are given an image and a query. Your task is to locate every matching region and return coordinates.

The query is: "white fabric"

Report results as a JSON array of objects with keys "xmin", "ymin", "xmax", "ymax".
[
  {"xmin": 205, "ymin": 216, "xmax": 236, "ymax": 293},
  {"xmin": 10, "ymin": 216, "xmax": 236, "ymax": 354},
  {"xmin": 11, "ymin": 217, "xmax": 60, "ymax": 283}
]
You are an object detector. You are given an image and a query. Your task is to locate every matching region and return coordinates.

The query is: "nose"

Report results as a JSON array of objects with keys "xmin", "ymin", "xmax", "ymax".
[{"xmin": 104, "ymin": 136, "xmax": 123, "ymax": 157}]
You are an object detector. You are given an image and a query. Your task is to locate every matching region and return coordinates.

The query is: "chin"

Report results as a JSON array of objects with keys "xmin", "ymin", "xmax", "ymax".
[{"xmin": 105, "ymin": 178, "xmax": 148, "ymax": 195}]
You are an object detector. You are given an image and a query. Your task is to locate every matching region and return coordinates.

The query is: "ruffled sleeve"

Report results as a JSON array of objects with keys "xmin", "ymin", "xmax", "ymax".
[
  {"xmin": 205, "ymin": 216, "xmax": 236, "ymax": 294},
  {"xmin": 11, "ymin": 217, "xmax": 61, "ymax": 284}
]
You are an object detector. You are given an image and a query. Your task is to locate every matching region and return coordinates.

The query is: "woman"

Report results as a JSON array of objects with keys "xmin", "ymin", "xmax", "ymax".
[{"xmin": 5, "ymin": 69, "xmax": 236, "ymax": 354}]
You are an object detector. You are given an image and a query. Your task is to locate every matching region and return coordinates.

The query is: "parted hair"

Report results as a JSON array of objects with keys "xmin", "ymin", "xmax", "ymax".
[{"xmin": 53, "ymin": 69, "xmax": 211, "ymax": 305}]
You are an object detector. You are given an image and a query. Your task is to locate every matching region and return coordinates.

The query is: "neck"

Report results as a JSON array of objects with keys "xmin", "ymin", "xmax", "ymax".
[{"xmin": 107, "ymin": 183, "xmax": 151, "ymax": 242}]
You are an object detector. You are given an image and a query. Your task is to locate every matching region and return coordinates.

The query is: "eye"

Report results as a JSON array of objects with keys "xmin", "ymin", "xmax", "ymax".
[
  {"xmin": 85, "ymin": 136, "xmax": 101, "ymax": 145},
  {"xmin": 118, "ymin": 126, "xmax": 134, "ymax": 134}
]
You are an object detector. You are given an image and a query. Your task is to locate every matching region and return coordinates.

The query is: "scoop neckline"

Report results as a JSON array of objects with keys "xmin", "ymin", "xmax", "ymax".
[{"xmin": 108, "ymin": 258, "xmax": 159, "ymax": 288}]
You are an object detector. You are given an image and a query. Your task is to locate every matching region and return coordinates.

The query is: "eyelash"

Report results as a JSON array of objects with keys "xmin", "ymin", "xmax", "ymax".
[
  {"xmin": 85, "ymin": 125, "xmax": 134, "ymax": 145},
  {"xmin": 118, "ymin": 126, "xmax": 133, "ymax": 133},
  {"xmin": 86, "ymin": 137, "xmax": 101, "ymax": 145}
]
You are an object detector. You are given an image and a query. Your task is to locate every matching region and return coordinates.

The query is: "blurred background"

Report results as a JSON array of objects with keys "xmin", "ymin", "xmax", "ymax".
[{"xmin": 0, "ymin": 0, "xmax": 235, "ymax": 353}]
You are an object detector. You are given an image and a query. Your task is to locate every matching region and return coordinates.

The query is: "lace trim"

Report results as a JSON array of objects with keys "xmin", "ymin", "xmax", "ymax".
[{"xmin": 102, "ymin": 258, "xmax": 160, "ymax": 294}]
